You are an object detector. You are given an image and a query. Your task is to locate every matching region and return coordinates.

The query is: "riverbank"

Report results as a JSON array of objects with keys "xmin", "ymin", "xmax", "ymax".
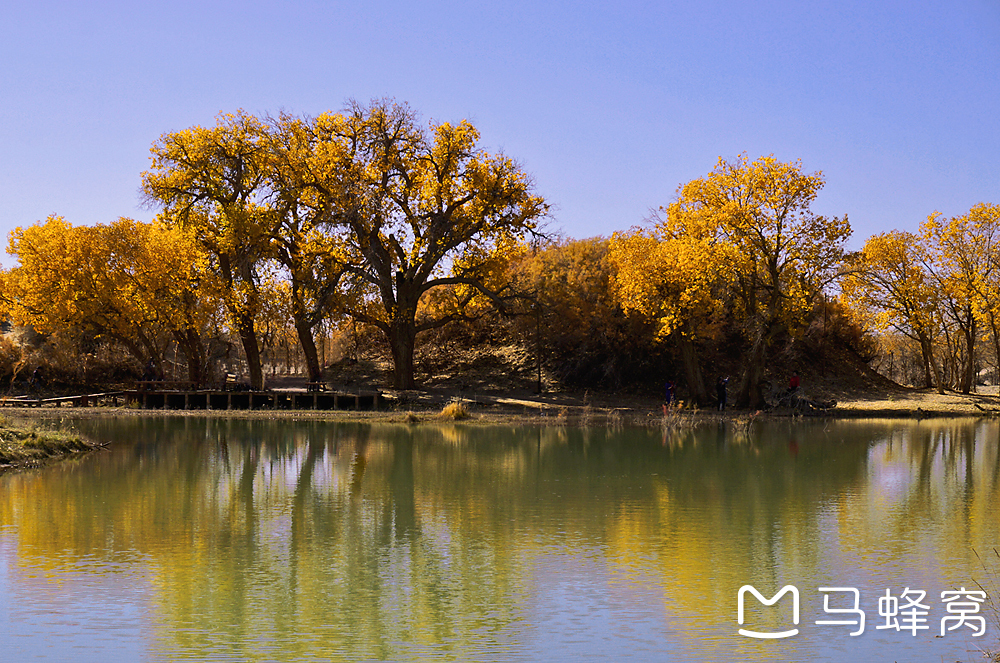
[
  {"xmin": 827, "ymin": 388, "xmax": 1000, "ymax": 418},
  {"xmin": 5, "ymin": 384, "xmax": 1000, "ymax": 425},
  {"xmin": 0, "ymin": 415, "xmax": 96, "ymax": 474}
]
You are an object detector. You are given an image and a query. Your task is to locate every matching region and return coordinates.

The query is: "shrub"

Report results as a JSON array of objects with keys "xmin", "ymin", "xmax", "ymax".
[{"xmin": 439, "ymin": 400, "xmax": 470, "ymax": 420}]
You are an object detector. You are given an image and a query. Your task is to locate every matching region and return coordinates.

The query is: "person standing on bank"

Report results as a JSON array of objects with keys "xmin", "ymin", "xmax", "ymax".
[
  {"xmin": 664, "ymin": 380, "xmax": 676, "ymax": 407},
  {"xmin": 716, "ymin": 376, "xmax": 728, "ymax": 411}
]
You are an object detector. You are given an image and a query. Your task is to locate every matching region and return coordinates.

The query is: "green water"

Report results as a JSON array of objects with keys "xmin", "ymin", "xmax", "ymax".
[{"xmin": 1, "ymin": 416, "xmax": 998, "ymax": 661}]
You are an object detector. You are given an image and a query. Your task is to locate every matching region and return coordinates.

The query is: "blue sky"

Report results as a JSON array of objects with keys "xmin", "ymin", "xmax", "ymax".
[{"xmin": 1, "ymin": 0, "xmax": 997, "ymax": 258}]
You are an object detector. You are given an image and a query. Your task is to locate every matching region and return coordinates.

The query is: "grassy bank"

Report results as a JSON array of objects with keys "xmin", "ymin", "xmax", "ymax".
[{"xmin": 0, "ymin": 416, "xmax": 95, "ymax": 473}]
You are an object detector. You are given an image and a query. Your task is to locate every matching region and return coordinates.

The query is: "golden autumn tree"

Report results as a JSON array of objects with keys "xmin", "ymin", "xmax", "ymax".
[
  {"xmin": 841, "ymin": 231, "xmax": 944, "ymax": 392},
  {"xmin": 295, "ymin": 100, "xmax": 547, "ymax": 389},
  {"xmin": 609, "ymin": 225, "xmax": 732, "ymax": 404},
  {"xmin": 963, "ymin": 203, "xmax": 1000, "ymax": 379},
  {"xmin": 142, "ymin": 111, "xmax": 278, "ymax": 390},
  {"xmin": 3, "ymin": 216, "xmax": 218, "ymax": 382},
  {"xmin": 110, "ymin": 218, "xmax": 222, "ymax": 384},
  {"xmin": 262, "ymin": 112, "xmax": 356, "ymax": 383},
  {"xmin": 667, "ymin": 154, "xmax": 851, "ymax": 407},
  {"xmin": 920, "ymin": 203, "xmax": 1000, "ymax": 393},
  {"xmin": 509, "ymin": 237, "xmax": 660, "ymax": 388},
  {"xmin": 4, "ymin": 216, "xmax": 168, "ymax": 364}
]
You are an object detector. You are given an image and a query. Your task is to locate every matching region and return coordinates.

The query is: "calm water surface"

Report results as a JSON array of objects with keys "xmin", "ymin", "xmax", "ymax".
[{"xmin": 1, "ymin": 416, "xmax": 998, "ymax": 662}]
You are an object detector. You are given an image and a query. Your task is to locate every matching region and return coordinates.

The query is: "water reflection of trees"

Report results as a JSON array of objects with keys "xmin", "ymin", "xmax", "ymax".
[
  {"xmin": 1, "ymin": 417, "xmax": 997, "ymax": 660},
  {"xmin": 3, "ymin": 419, "xmax": 543, "ymax": 659},
  {"xmin": 850, "ymin": 420, "xmax": 1000, "ymax": 560}
]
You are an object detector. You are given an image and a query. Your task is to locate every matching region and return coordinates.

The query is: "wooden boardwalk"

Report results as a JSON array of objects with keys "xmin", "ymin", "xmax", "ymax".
[
  {"xmin": 127, "ymin": 389, "xmax": 382, "ymax": 411},
  {"xmin": 1, "ymin": 389, "xmax": 382, "ymax": 411},
  {"xmin": 1, "ymin": 392, "xmax": 127, "ymax": 408}
]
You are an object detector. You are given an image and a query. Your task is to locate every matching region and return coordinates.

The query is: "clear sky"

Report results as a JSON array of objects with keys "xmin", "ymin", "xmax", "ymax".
[{"xmin": 1, "ymin": 0, "xmax": 997, "ymax": 258}]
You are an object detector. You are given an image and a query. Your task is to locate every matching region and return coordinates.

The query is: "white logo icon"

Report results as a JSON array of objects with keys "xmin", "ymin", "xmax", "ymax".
[{"xmin": 738, "ymin": 585, "xmax": 800, "ymax": 639}]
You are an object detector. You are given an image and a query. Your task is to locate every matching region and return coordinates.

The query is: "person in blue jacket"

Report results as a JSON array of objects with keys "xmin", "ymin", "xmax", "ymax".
[{"xmin": 716, "ymin": 376, "xmax": 729, "ymax": 411}]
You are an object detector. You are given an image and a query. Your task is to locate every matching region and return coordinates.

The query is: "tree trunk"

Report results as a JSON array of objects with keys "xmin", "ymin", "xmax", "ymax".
[
  {"xmin": 918, "ymin": 335, "xmax": 934, "ymax": 388},
  {"xmin": 942, "ymin": 322, "xmax": 957, "ymax": 389},
  {"xmin": 960, "ymin": 314, "xmax": 976, "ymax": 394},
  {"xmin": 988, "ymin": 311, "xmax": 1000, "ymax": 387},
  {"xmin": 918, "ymin": 332, "xmax": 945, "ymax": 394},
  {"xmin": 237, "ymin": 313, "xmax": 264, "ymax": 390},
  {"xmin": 737, "ymin": 315, "xmax": 770, "ymax": 409},
  {"xmin": 737, "ymin": 340, "xmax": 767, "ymax": 409},
  {"xmin": 294, "ymin": 318, "xmax": 323, "ymax": 384},
  {"xmin": 389, "ymin": 319, "xmax": 416, "ymax": 390},
  {"xmin": 674, "ymin": 328, "xmax": 707, "ymax": 405},
  {"xmin": 387, "ymin": 276, "xmax": 419, "ymax": 389},
  {"xmin": 174, "ymin": 327, "xmax": 207, "ymax": 386},
  {"xmin": 230, "ymin": 257, "xmax": 264, "ymax": 390}
]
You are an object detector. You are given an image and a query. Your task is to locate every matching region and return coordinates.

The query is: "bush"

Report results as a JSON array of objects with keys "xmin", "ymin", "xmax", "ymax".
[{"xmin": 439, "ymin": 400, "xmax": 470, "ymax": 420}]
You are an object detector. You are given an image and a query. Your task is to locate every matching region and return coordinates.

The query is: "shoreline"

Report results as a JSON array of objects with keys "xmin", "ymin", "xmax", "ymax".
[
  {"xmin": 2, "ymin": 388, "xmax": 996, "ymax": 474},
  {"xmin": 0, "ymin": 414, "xmax": 97, "ymax": 474},
  {"xmin": 4, "ymin": 386, "xmax": 999, "ymax": 424}
]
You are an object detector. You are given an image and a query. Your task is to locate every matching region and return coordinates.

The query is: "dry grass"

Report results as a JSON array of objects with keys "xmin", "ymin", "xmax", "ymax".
[
  {"xmin": 973, "ymin": 548, "xmax": 1000, "ymax": 662},
  {"xmin": 659, "ymin": 405, "xmax": 698, "ymax": 430},
  {"xmin": 832, "ymin": 388, "xmax": 1000, "ymax": 417},
  {"xmin": 438, "ymin": 400, "xmax": 471, "ymax": 421}
]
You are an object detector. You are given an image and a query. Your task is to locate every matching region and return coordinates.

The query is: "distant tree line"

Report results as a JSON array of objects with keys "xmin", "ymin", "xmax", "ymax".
[
  {"xmin": 842, "ymin": 203, "xmax": 1000, "ymax": 394},
  {"xmin": 0, "ymin": 99, "xmax": 995, "ymax": 404}
]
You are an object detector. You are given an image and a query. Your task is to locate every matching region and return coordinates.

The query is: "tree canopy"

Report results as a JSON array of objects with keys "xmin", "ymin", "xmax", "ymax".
[
  {"xmin": 650, "ymin": 154, "xmax": 850, "ymax": 406},
  {"xmin": 3, "ymin": 216, "xmax": 217, "ymax": 383},
  {"xmin": 142, "ymin": 111, "xmax": 277, "ymax": 389},
  {"xmin": 298, "ymin": 100, "xmax": 548, "ymax": 388}
]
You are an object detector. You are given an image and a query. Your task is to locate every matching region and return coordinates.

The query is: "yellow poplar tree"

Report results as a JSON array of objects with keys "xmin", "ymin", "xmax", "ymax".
[
  {"xmin": 110, "ymin": 218, "xmax": 222, "ymax": 384},
  {"xmin": 509, "ymin": 237, "xmax": 650, "ymax": 388},
  {"xmin": 920, "ymin": 203, "xmax": 1000, "ymax": 393},
  {"xmin": 4, "ymin": 216, "xmax": 167, "ymax": 363},
  {"xmin": 142, "ymin": 111, "xmax": 277, "ymax": 390},
  {"xmin": 609, "ymin": 228, "xmax": 730, "ymax": 404},
  {"xmin": 3, "ymin": 216, "xmax": 218, "ymax": 382},
  {"xmin": 841, "ymin": 231, "xmax": 944, "ymax": 392},
  {"xmin": 294, "ymin": 100, "xmax": 547, "ymax": 389},
  {"xmin": 667, "ymin": 154, "xmax": 851, "ymax": 407},
  {"xmin": 263, "ymin": 112, "xmax": 357, "ymax": 383}
]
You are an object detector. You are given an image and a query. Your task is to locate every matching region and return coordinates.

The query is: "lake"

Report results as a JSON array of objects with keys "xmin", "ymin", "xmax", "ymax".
[{"xmin": 1, "ymin": 415, "xmax": 998, "ymax": 661}]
